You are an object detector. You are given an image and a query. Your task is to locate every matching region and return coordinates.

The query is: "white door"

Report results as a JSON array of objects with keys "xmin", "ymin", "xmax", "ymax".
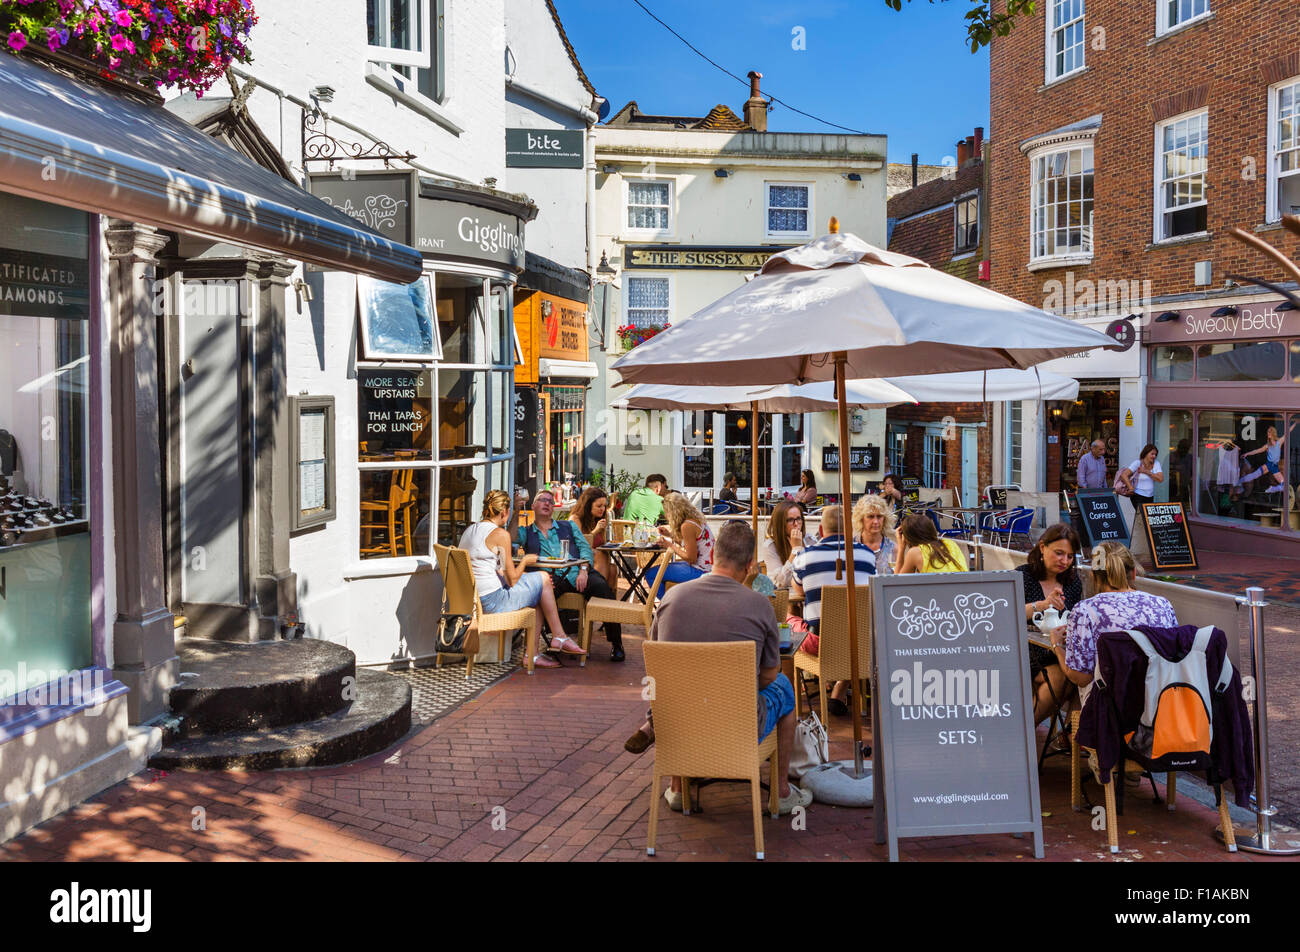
[{"xmin": 961, "ymin": 428, "xmax": 979, "ymax": 508}]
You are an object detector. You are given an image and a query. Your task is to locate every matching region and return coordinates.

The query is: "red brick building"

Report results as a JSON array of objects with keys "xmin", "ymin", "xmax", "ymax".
[
  {"xmin": 886, "ymin": 131, "xmax": 996, "ymax": 506},
  {"xmin": 989, "ymin": 1, "xmax": 1300, "ymax": 556}
]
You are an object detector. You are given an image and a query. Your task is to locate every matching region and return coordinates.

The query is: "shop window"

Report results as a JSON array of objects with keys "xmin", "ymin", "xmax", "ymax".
[
  {"xmin": 1159, "ymin": 0, "xmax": 1210, "ymax": 35},
  {"xmin": 1269, "ymin": 78, "xmax": 1300, "ymax": 223},
  {"xmin": 1046, "ymin": 0, "xmax": 1085, "ymax": 83},
  {"xmin": 724, "ymin": 412, "xmax": 773, "ymax": 492},
  {"xmin": 437, "ymin": 464, "xmax": 483, "ymax": 548},
  {"xmin": 1151, "ymin": 345, "xmax": 1194, "ymax": 381},
  {"xmin": 359, "ymin": 369, "xmax": 433, "ymax": 462},
  {"xmin": 1030, "ymin": 146, "xmax": 1093, "ymax": 261},
  {"xmin": 436, "ymin": 274, "xmax": 487, "ymax": 365},
  {"xmin": 766, "ymin": 183, "xmax": 811, "ymax": 239},
  {"xmin": 923, "ymin": 431, "xmax": 945, "ymax": 488},
  {"xmin": 1152, "ymin": 409, "xmax": 1194, "ymax": 506},
  {"xmin": 1196, "ymin": 341, "xmax": 1285, "ymax": 381},
  {"xmin": 491, "ymin": 371, "xmax": 511, "ymax": 456},
  {"xmin": 367, "ymin": 0, "xmax": 431, "ymax": 69},
  {"xmin": 781, "ymin": 414, "xmax": 806, "ymax": 488},
  {"xmin": 1155, "ymin": 112, "xmax": 1208, "ymax": 241},
  {"xmin": 1061, "ymin": 390, "xmax": 1119, "ymax": 493},
  {"xmin": 0, "ymin": 194, "xmax": 92, "ymax": 686},
  {"xmin": 439, "ymin": 369, "xmax": 487, "ymax": 461},
  {"xmin": 1290, "ymin": 341, "xmax": 1300, "ymax": 382},
  {"xmin": 1197, "ymin": 410, "xmax": 1291, "ymax": 530},
  {"xmin": 545, "ymin": 386, "xmax": 585, "ymax": 485},
  {"xmin": 359, "ymin": 468, "xmax": 431, "ymax": 559},
  {"xmin": 681, "ymin": 411, "xmax": 715, "ymax": 488}
]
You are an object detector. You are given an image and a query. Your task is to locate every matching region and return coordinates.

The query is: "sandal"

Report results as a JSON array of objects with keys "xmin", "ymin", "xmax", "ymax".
[
  {"xmin": 551, "ymin": 636, "xmax": 587, "ymax": 656},
  {"xmin": 532, "ymin": 654, "xmax": 560, "ymax": 669}
]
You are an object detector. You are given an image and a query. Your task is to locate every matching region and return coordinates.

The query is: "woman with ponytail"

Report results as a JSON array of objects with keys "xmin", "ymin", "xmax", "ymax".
[{"xmin": 1049, "ymin": 542, "xmax": 1176, "ymax": 707}]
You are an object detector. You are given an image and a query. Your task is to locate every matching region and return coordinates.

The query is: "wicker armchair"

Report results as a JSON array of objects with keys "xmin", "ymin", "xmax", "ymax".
[
  {"xmin": 768, "ymin": 589, "xmax": 789, "ymax": 628},
  {"xmin": 793, "ymin": 586, "xmax": 873, "ymax": 725},
  {"xmin": 579, "ymin": 555, "xmax": 672, "ymax": 663},
  {"xmin": 434, "ymin": 544, "xmax": 540, "ymax": 675},
  {"xmin": 643, "ymin": 640, "xmax": 780, "ymax": 860}
]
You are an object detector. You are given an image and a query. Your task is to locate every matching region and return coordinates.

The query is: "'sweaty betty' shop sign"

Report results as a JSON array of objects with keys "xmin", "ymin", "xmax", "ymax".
[{"xmin": 870, "ymin": 571, "xmax": 1043, "ymax": 860}]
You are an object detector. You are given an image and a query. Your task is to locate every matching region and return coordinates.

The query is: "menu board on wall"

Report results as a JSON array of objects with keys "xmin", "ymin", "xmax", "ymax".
[
  {"xmin": 1141, "ymin": 502, "xmax": 1198, "ymax": 570},
  {"xmin": 290, "ymin": 396, "xmax": 336, "ymax": 531},
  {"xmin": 357, "ymin": 369, "xmax": 432, "ymax": 461},
  {"xmin": 871, "ymin": 571, "xmax": 1043, "ymax": 861}
]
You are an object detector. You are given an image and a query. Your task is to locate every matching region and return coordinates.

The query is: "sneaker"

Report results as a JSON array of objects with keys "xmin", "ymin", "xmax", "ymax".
[{"xmin": 776, "ymin": 784, "xmax": 814, "ymax": 816}]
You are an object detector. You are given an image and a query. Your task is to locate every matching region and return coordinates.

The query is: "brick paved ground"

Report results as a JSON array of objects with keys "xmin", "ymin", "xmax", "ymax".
[{"xmin": 2, "ymin": 622, "xmax": 1290, "ymax": 863}]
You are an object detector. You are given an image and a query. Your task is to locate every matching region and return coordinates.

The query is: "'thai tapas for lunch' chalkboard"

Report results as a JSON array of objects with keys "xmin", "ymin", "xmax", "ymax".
[
  {"xmin": 870, "ymin": 571, "xmax": 1043, "ymax": 861},
  {"xmin": 1140, "ymin": 502, "xmax": 1197, "ymax": 570},
  {"xmin": 1075, "ymin": 490, "xmax": 1130, "ymax": 547}
]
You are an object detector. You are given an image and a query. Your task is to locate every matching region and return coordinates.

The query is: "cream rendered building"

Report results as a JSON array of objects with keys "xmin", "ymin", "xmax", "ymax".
[{"xmin": 591, "ymin": 75, "xmax": 889, "ymax": 502}]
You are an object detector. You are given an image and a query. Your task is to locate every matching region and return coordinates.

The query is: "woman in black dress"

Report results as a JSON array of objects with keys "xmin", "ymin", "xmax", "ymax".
[{"xmin": 1018, "ymin": 523, "xmax": 1083, "ymax": 724}]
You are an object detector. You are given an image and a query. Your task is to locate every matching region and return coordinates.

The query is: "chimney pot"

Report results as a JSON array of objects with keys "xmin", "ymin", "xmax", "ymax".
[
  {"xmin": 743, "ymin": 70, "xmax": 768, "ymax": 132},
  {"xmin": 956, "ymin": 139, "xmax": 969, "ymax": 165},
  {"xmin": 911, "ymin": 152, "xmax": 918, "ymax": 189},
  {"xmin": 973, "ymin": 126, "xmax": 985, "ymax": 159}
]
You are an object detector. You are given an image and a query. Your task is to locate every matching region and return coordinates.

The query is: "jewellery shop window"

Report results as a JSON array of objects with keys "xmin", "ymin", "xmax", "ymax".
[
  {"xmin": 1196, "ymin": 410, "xmax": 1296, "ymax": 531},
  {"xmin": 0, "ymin": 193, "xmax": 93, "ymax": 681},
  {"xmin": 356, "ymin": 274, "xmax": 437, "ymax": 561}
]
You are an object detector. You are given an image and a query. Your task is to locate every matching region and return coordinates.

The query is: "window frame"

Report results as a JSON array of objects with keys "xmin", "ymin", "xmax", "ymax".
[
  {"xmin": 623, "ymin": 176, "xmax": 675, "ymax": 239},
  {"xmin": 1044, "ymin": 0, "xmax": 1086, "ymax": 85},
  {"xmin": 366, "ymin": 0, "xmax": 432, "ymax": 70},
  {"xmin": 1267, "ymin": 75, "xmax": 1300, "ymax": 224},
  {"xmin": 953, "ymin": 191, "xmax": 979, "ymax": 256},
  {"xmin": 923, "ymin": 428, "xmax": 946, "ymax": 489},
  {"xmin": 1153, "ymin": 109, "xmax": 1210, "ymax": 243},
  {"xmin": 624, "ymin": 273, "xmax": 672, "ymax": 330},
  {"xmin": 764, "ymin": 181, "xmax": 814, "ymax": 241},
  {"xmin": 1156, "ymin": 0, "xmax": 1211, "ymax": 37},
  {"xmin": 1027, "ymin": 141, "xmax": 1095, "ymax": 266}
]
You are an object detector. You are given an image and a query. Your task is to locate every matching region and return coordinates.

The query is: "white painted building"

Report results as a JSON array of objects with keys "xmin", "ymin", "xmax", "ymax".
[{"xmin": 593, "ymin": 77, "xmax": 890, "ymax": 501}]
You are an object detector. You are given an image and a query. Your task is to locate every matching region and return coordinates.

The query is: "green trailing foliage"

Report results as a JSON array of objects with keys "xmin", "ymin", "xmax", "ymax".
[{"xmin": 884, "ymin": 0, "xmax": 1039, "ymax": 52}]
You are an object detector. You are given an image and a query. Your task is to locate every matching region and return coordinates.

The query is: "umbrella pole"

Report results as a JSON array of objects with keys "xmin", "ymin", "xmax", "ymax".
[
  {"xmin": 836, "ymin": 354, "xmax": 866, "ymax": 778},
  {"xmin": 751, "ymin": 404, "xmax": 760, "ymax": 563}
]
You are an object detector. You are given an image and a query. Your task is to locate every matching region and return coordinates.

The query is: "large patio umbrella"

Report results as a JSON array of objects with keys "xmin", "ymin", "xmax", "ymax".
[
  {"xmin": 617, "ymin": 378, "xmax": 916, "ymax": 557},
  {"xmin": 611, "ymin": 227, "xmax": 1117, "ymax": 792}
]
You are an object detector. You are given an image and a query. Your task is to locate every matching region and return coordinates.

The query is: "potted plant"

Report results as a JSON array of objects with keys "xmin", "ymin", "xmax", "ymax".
[
  {"xmin": 2, "ymin": 0, "xmax": 258, "ymax": 95},
  {"xmin": 615, "ymin": 323, "xmax": 669, "ymax": 352},
  {"xmin": 590, "ymin": 467, "xmax": 643, "ymax": 516}
]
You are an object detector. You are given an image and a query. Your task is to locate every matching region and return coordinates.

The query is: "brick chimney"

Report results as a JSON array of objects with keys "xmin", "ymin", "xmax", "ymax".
[
  {"xmin": 973, "ymin": 126, "xmax": 985, "ymax": 160},
  {"xmin": 744, "ymin": 71, "xmax": 768, "ymax": 132},
  {"xmin": 956, "ymin": 138, "xmax": 969, "ymax": 165}
]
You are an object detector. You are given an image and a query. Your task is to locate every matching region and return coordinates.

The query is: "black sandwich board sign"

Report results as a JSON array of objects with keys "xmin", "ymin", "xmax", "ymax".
[
  {"xmin": 1075, "ymin": 489, "xmax": 1130, "ymax": 547},
  {"xmin": 899, "ymin": 476, "xmax": 921, "ymax": 503},
  {"xmin": 1140, "ymin": 502, "xmax": 1198, "ymax": 570},
  {"xmin": 870, "ymin": 571, "xmax": 1043, "ymax": 861}
]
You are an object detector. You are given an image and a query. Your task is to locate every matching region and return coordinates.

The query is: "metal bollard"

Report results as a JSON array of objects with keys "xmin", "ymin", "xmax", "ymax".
[
  {"xmin": 971, "ymin": 532, "xmax": 984, "ymax": 571},
  {"xmin": 1229, "ymin": 586, "xmax": 1300, "ymax": 854}
]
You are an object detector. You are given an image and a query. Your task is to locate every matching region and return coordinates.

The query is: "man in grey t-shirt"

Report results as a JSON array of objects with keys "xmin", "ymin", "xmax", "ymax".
[{"xmin": 626, "ymin": 521, "xmax": 811, "ymax": 815}]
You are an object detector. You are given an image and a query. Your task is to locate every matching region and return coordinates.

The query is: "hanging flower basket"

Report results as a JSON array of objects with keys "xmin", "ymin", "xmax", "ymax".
[
  {"xmin": 1, "ymin": 0, "xmax": 258, "ymax": 95},
  {"xmin": 616, "ymin": 323, "xmax": 669, "ymax": 351}
]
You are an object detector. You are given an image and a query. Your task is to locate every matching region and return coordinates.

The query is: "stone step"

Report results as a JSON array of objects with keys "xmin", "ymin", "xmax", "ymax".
[
  {"xmin": 169, "ymin": 638, "xmax": 355, "ymax": 735},
  {"xmin": 149, "ymin": 669, "xmax": 412, "ymax": 771}
]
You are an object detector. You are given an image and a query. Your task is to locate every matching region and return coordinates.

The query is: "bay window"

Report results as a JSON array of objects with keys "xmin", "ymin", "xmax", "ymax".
[
  {"xmin": 1030, "ymin": 145, "xmax": 1094, "ymax": 262},
  {"xmin": 1269, "ymin": 78, "xmax": 1300, "ymax": 223}
]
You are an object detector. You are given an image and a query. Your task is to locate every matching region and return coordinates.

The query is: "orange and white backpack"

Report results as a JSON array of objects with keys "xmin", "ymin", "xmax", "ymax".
[{"xmin": 1123, "ymin": 626, "xmax": 1232, "ymax": 771}]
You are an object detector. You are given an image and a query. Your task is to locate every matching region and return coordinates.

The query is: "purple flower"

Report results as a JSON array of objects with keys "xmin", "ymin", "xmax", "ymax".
[{"xmin": 7, "ymin": 31, "xmax": 28, "ymax": 51}]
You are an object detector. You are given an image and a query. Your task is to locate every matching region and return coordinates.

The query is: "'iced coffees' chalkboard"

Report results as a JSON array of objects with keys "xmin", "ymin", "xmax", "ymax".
[
  {"xmin": 1141, "ymin": 502, "xmax": 1197, "ymax": 570},
  {"xmin": 1075, "ymin": 489, "xmax": 1130, "ymax": 547},
  {"xmin": 871, "ymin": 571, "xmax": 1043, "ymax": 861}
]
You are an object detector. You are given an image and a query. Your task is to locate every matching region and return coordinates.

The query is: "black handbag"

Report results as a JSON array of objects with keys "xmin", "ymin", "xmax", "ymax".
[{"xmin": 437, "ymin": 613, "xmax": 475, "ymax": 653}]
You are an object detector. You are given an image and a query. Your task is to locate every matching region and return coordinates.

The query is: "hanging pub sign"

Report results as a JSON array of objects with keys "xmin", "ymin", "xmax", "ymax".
[
  {"xmin": 1140, "ymin": 502, "xmax": 1197, "ymax": 570},
  {"xmin": 308, "ymin": 170, "xmax": 416, "ymax": 247},
  {"xmin": 505, "ymin": 129, "xmax": 584, "ymax": 169},
  {"xmin": 871, "ymin": 571, "xmax": 1044, "ymax": 861},
  {"xmin": 357, "ymin": 369, "xmax": 432, "ymax": 461},
  {"xmin": 822, "ymin": 444, "xmax": 880, "ymax": 472},
  {"xmin": 1076, "ymin": 489, "xmax": 1130, "ymax": 547}
]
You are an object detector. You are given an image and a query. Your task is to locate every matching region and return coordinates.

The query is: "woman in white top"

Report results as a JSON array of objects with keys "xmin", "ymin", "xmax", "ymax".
[
  {"xmin": 760, "ymin": 500, "xmax": 806, "ymax": 587},
  {"xmin": 1119, "ymin": 443, "xmax": 1163, "ymax": 506},
  {"xmin": 458, "ymin": 490, "xmax": 586, "ymax": 670}
]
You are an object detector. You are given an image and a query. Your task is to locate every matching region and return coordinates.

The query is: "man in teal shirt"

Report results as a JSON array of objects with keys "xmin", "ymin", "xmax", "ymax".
[
  {"xmin": 510, "ymin": 489, "xmax": 624, "ymax": 661},
  {"xmin": 621, "ymin": 473, "xmax": 669, "ymax": 524}
]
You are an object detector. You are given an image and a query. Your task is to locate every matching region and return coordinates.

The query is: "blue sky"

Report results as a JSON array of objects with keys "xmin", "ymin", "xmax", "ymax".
[{"xmin": 553, "ymin": 0, "xmax": 992, "ymax": 165}]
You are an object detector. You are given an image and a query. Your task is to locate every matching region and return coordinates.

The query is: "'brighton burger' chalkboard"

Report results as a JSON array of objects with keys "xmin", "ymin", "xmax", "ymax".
[
  {"xmin": 1075, "ymin": 489, "xmax": 1130, "ymax": 547},
  {"xmin": 871, "ymin": 571, "xmax": 1043, "ymax": 861},
  {"xmin": 1140, "ymin": 502, "xmax": 1197, "ymax": 570}
]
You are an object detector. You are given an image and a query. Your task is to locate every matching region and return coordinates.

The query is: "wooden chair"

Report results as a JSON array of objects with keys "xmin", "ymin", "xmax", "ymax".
[
  {"xmin": 360, "ymin": 469, "xmax": 418, "ymax": 557},
  {"xmin": 793, "ymin": 586, "xmax": 873, "ymax": 725},
  {"xmin": 433, "ymin": 544, "xmax": 540, "ymax": 675},
  {"xmin": 643, "ymin": 641, "xmax": 780, "ymax": 860},
  {"xmin": 580, "ymin": 555, "xmax": 672, "ymax": 662}
]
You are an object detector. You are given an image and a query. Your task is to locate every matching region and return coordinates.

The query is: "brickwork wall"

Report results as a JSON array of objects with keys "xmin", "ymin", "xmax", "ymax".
[{"xmin": 988, "ymin": 1, "xmax": 1300, "ymax": 310}]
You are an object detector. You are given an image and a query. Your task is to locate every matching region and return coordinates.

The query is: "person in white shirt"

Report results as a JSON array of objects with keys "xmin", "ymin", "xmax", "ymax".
[{"xmin": 1119, "ymin": 443, "xmax": 1163, "ymax": 506}]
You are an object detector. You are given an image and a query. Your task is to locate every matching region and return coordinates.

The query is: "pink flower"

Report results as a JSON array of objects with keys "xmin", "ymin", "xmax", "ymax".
[
  {"xmin": 114, "ymin": 10, "xmax": 134, "ymax": 27},
  {"xmin": 7, "ymin": 31, "xmax": 27, "ymax": 51},
  {"xmin": 110, "ymin": 33, "xmax": 135, "ymax": 54}
]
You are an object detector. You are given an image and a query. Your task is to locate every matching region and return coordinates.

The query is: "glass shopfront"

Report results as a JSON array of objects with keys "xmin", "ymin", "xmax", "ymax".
[
  {"xmin": 0, "ymin": 193, "xmax": 93, "ymax": 690},
  {"xmin": 678, "ymin": 410, "xmax": 808, "ymax": 494}
]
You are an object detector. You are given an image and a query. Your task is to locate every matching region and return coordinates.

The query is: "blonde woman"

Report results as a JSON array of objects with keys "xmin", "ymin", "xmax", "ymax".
[
  {"xmin": 1053, "ymin": 542, "xmax": 1176, "ymax": 709},
  {"xmin": 654, "ymin": 492, "xmax": 715, "ymax": 597},
  {"xmin": 853, "ymin": 494, "xmax": 896, "ymax": 575},
  {"xmin": 459, "ymin": 489, "xmax": 586, "ymax": 669}
]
